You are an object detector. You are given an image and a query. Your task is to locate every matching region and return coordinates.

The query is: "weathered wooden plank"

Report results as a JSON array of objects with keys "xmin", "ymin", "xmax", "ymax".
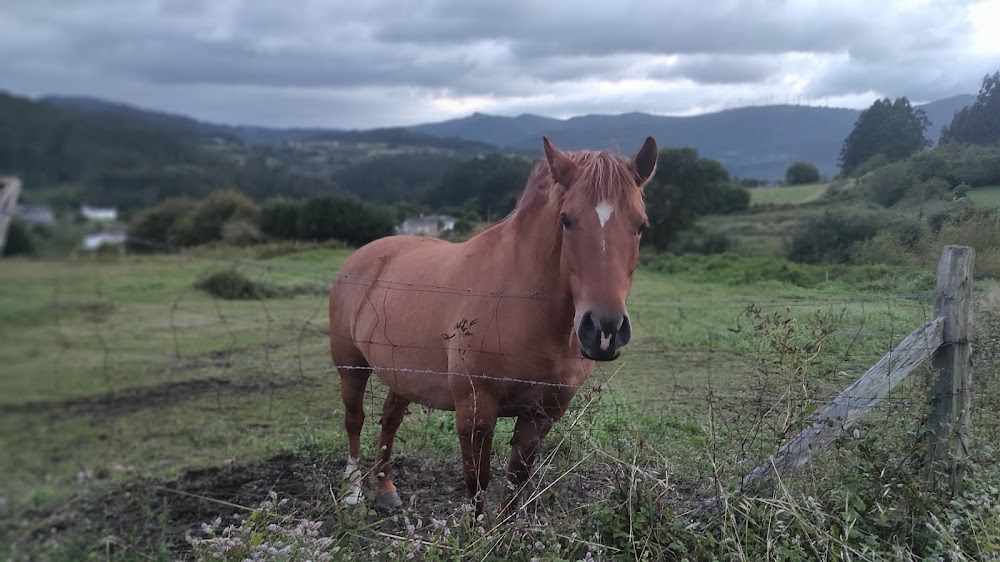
[
  {"xmin": 923, "ymin": 245, "xmax": 974, "ymax": 494},
  {"xmin": 737, "ymin": 315, "xmax": 945, "ymax": 495}
]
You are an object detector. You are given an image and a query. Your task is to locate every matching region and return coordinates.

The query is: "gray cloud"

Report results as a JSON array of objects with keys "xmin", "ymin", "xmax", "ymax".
[{"xmin": 0, "ymin": 0, "xmax": 996, "ymax": 127}]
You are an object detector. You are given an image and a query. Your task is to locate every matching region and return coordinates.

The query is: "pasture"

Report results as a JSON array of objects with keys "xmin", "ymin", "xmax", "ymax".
[
  {"xmin": 2, "ymin": 245, "xmax": 1000, "ymax": 560},
  {"xmin": 967, "ymin": 185, "xmax": 1000, "ymax": 209},
  {"xmin": 748, "ymin": 182, "xmax": 831, "ymax": 207}
]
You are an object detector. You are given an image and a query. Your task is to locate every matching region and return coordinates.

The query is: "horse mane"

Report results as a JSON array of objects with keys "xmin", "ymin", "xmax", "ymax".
[{"xmin": 515, "ymin": 150, "xmax": 643, "ymax": 213}]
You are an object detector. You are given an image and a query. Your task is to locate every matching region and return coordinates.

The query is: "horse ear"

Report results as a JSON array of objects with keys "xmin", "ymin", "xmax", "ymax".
[
  {"xmin": 631, "ymin": 136, "xmax": 658, "ymax": 188},
  {"xmin": 543, "ymin": 137, "xmax": 578, "ymax": 188}
]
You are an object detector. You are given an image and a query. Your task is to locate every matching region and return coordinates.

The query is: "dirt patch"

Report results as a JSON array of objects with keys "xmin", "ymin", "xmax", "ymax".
[
  {"xmin": 0, "ymin": 376, "xmax": 304, "ymax": 419},
  {"xmin": 6, "ymin": 451, "xmax": 700, "ymax": 558}
]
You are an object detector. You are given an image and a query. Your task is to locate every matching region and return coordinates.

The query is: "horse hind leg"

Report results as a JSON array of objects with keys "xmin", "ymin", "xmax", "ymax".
[
  {"xmin": 337, "ymin": 359, "xmax": 371, "ymax": 506},
  {"xmin": 373, "ymin": 390, "xmax": 410, "ymax": 510}
]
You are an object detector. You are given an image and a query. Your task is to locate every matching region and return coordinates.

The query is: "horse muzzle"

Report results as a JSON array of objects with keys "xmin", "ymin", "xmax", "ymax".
[{"xmin": 576, "ymin": 310, "xmax": 631, "ymax": 362}]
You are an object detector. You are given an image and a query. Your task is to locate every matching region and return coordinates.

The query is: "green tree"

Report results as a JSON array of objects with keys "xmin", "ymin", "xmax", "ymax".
[
  {"xmin": 126, "ymin": 197, "xmax": 197, "ymax": 251},
  {"xmin": 643, "ymin": 148, "xmax": 749, "ymax": 252},
  {"xmin": 297, "ymin": 195, "xmax": 395, "ymax": 246},
  {"xmin": 429, "ymin": 154, "xmax": 532, "ymax": 220},
  {"xmin": 941, "ymin": 71, "xmax": 1000, "ymax": 146},
  {"xmin": 184, "ymin": 189, "xmax": 259, "ymax": 245},
  {"xmin": 785, "ymin": 161, "xmax": 821, "ymax": 185},
  {"xmin": 258, "ymin": 198, "xmax": 302, "ymax": 240},
  {"xmin": 839, "ymin": 97, "xmax": 930, "ymax": 176},
  {"xmin": 2, "ymin": 219, "xmax": 34, "ymax": 256}
]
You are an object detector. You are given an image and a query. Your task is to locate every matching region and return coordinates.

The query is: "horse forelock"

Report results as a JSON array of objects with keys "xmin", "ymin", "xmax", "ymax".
[
  {"xmin": 568, "ymin": 151, "xmax": 643, "ymax": 211},
  {"xmin": 516, "ymin": 150, "xmax": 643, "ymax": 216}
]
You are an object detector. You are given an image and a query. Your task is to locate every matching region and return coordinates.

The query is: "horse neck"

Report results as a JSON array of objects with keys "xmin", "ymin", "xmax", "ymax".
[{"xmin": 469, "ymin": 190, "xmax": 568, "ymax": 297}]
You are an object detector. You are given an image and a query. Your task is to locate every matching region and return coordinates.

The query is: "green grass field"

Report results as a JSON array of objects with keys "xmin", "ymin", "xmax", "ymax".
[
  {"xmin": 749, "ymin": 182, "xmax": 831, "ymax": 207},
  {"xmin": 967, "ymin": 185, "xmax": 1000, "ymax": 208},
  {"xmin": 2, "ymin": 245, "xmax": 999, "ymax": 560}
]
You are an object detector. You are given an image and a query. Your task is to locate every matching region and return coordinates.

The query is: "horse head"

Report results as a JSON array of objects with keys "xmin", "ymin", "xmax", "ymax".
[{"xmin": 543, "ymin": 136, "xmax": 658, "ymax": 361}]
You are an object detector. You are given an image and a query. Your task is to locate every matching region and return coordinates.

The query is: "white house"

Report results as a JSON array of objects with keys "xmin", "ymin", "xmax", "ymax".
[
  {"xmin": 397, "ymin": 215, "xmax": 459, "ymax": 237},
  {"xmin": 81, "ymin": 205, "xmax": 118, "ymax": 222},
  {"xmin": 15, "ymin": 204, "xmax": 56, "ymax": 226},
  {"xmin": 82, "ymin": 230, "xmax": 127, "ymax": 251}
]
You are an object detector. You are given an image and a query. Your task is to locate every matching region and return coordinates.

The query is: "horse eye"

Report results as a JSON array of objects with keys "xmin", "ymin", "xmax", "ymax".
[{"xmin": 560, "ymin": 213, "xmax": 574, "ymax": 229}]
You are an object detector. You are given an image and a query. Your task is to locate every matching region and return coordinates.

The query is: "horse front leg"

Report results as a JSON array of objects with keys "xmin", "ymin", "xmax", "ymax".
[
  {"xmin": 501, "ymin": 412, "xmax": 556, "ymax": 518},
  {"xmin": 454, "ymin": 390, "xmax": 500, "ymax": 516}
]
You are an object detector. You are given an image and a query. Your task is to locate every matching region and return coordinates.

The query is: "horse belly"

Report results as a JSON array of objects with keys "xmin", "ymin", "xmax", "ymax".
[{"xmin": 350, "ymin": 280, "xmax": 459, "ymax": 410}]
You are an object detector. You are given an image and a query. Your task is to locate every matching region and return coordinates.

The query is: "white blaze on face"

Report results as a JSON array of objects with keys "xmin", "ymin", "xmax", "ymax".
[
  {"xmin": 596, "ymin": 200, "xmax": 614, "ymax": 253},
  {"xmin": 595, "ymin": 200, "xmax": 614, "ymax": 228}
]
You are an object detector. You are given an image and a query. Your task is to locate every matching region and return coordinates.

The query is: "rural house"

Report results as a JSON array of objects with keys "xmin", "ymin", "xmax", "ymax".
[{"xmin": 397, "ymin": 214, "xmax": 458, "ymax": 237}]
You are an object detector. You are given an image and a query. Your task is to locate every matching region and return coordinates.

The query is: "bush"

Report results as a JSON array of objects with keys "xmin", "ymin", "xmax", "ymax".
[
  {"xmin": 296, "ymin": 195, "xmax": 395, "ymax": 246},
  {"xmin": 851, "ymin": 154, "xmax": 890, "ymax": 178},
  {"xmin": 194, "ymin": 269, "xmax": 278, "ymax": 300},
  {"xmin": 785, "ymin": 161, "xmax": 821, "ymax": 185},
  {"xmin": 852, "ymin": 216, "xmax": 929, "ymax": 266},
  {"xmin": 933, "ymin": 209, "xmax": 1000, "ymax": 277},
  {"xmin": 787, "ymin": 211, "xmax": 882, "ymax": 264},
  {"xmin": 258, "ymin": 198, "xmax": 302, "ymax": 240},
  {"xmin": 220, "ymin": 219, "xmax": 262, "ymax": 246},
  {"xmin": 666, "ymin": 228, "xmax": 731, "ymax": 255},
  {"xmin": 2, "ymin": 219, "xmax": 34, "ymax": 256},
  {"xmin": 186, "ymin": 189, "xmax": 259, "ymax": 245},
  {"xmin": 127, "ymin": 197, "xmax": 197, "ymax": 251},
  {"xmin": 862, "ymin": 162, "xmax": 912, "ymax": 206}
]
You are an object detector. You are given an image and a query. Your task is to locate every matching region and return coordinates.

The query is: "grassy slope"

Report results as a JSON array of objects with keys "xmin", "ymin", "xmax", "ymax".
[
  {"xmin": 749, "ymin": 182, "xmax": 830, "ymax": 207},
  {"xmin": 967, "ymin": 185, "xmax": 1000, "ymax": 208}
]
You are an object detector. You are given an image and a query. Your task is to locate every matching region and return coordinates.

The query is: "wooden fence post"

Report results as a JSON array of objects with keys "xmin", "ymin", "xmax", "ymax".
[{"xmin": 923, "ymin": 245, "xmax": 974, "ymax": 495}]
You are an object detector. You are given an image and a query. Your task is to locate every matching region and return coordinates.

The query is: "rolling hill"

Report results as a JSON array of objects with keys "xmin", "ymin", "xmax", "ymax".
[
  {"xmin": 410, "ymin": 95, "xmax": 975, "ymax": 181},
  {"xmin": 44, "ymin": 92, "xmax": 976, "ymax": 183}
]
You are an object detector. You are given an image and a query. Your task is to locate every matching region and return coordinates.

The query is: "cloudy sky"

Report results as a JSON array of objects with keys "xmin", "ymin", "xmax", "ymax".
[{"xmin": 2, "ymin": 0, "xmax": 999, "ymax": 129}]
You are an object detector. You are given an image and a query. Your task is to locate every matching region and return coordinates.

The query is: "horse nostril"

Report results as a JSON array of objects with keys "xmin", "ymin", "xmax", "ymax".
[
  {"xmin": 618, "ymin": 315, "xmax": 631, "ymax": 347},
  {"xmin": 578, "ymin": 310, "xmax": 598, "ymax": 341}
]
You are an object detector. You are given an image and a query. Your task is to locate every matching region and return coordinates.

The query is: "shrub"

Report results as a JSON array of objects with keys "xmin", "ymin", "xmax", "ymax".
[
  {"xmin": 785, "ymin": 161, "xmax": 821, "ymax": 185},
  {"xmin": 850, "ymin": 154, "xmax": 890, "ymax": 178},
  {"xmin": 258, "ymin": 198, "xmax": 302, "ymax": 240},
  {"xmin": 297, "ymin": 195, "xmax": 395, "ymax": 246},
  {"xmin": 186, "ymin": 189, "xmax": 259, "ymax": 245},
  {"xmin": 787, "ymin": 211, "xmax": 882, "ymax": 264},
  {"xmin": 220, "ymin": 219, "xmax": 262, "ymax": 246},
  {"xmin": 862, "ymin": 161, "xmax": 912, "ymax": 206},
  {"xmin": 126, "ymin": 197, "xmax": 197, "ymax": 251},
  {"xmin": 194, "ymin": 269, "xmax": 278, "ymax": 300},
  {"xmin": 2, "ymin": 219, "xmax": 34, "ymax": 256},
  {"xmin": 852, "ymin": 217, "xmax": 929, "ymax": 266},
  {"xmin": 666, "ymin": 228, "xmax": 731, "ymax": 255},
  {"xmin": 933, "ymin": 209, "xmax": 1000, "ymax": 277}
]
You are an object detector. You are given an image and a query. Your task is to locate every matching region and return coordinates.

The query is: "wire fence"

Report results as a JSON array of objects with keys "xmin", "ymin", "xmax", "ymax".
[{"xmin": 3, "ymin": 236, "xmax": 985, "ymax": 524}]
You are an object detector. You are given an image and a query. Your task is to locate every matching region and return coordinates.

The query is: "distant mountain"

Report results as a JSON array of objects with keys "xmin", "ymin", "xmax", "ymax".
[
  {"xmin": 38, "ymin": 92, "xmax": 978, "ymax": 183},
  {"xmin": 301, "ymin": 127, "xmax": 499, "ymax": 153},
  {"xmin": 917, "ymin": 94, "xmax": 976, "ymax": 142},
  {"xmin": 412, "ymin": 112, "xmax": 563, "ymax": 148},
  {"xmin": 43, "ymin": 95, "xmax": 497, "ymax": 153},
  {"xmin": 43, "ymin": 95, "xmax": 338, "ymax": 146},
  {"xmin": 410, "ymin": 96, "xmax": 976, "ymax": 181},
  {"xmin": 0, "ymin": 91, "xmax": 345, "ymax": 210}
]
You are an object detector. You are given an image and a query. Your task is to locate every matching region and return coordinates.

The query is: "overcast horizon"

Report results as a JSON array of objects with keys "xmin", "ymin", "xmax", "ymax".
[{"xmin": 3, "ymin": 0, "xmax": 999, "ymax": 129}]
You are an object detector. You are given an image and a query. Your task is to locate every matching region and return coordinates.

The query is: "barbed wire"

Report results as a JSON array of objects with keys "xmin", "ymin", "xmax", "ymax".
[{"xmin": 4, "ymin": 225, "xmax": 963, "ymax": 487}]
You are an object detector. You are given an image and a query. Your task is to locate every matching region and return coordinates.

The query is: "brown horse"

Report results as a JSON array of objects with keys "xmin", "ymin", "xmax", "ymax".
[{"xmin": 328, "ymin": 136, "xmax": 657, "ymax": 514}]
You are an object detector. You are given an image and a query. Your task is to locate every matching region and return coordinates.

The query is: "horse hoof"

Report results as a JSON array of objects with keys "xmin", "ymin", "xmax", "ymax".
[
  {"xmin": 343, "ymin": 485, "xmax": 363, "ymax": 506},
  {"xmin": 375, "ymin": 491, "xmax": 403, "ymax": 511}
]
